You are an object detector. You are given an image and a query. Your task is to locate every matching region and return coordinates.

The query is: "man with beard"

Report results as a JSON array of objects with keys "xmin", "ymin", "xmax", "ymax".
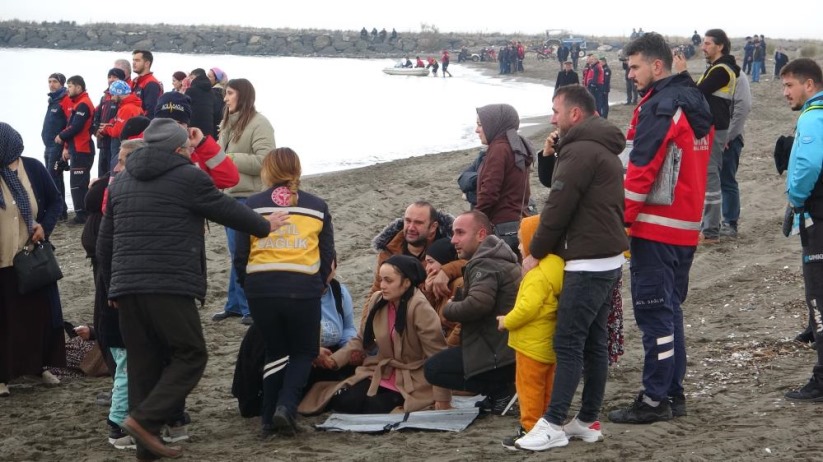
[
  {"xmin": 42, "ymin": 72, "xmax": 70, "ymax": 220},
  {"xmin": 780, "ymin": 59, "xmax": 823, "ymax": 401},
  {"xmin": 131, "ymin": 50, "xmax": 163, "ymax": 119},
  {"xmin": 56, "ymin": 75, "xmax": 95, "ymax": 225},
  {"xmin": 366, "ymin": 201, "xmax": 462, "ymax": 320},
  {"xmin": 675, "ymin": 29, "xmax": 739, "ymax": 244}
]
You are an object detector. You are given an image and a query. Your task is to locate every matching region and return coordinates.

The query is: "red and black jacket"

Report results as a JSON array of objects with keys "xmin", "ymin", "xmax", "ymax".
[
  {"xmin": 132, "ymin": 73, "xmax": 163, "ymax": 118},
  {"xmin": 58, "ymin": 91, "xmax": 95, "ymax": 155}
]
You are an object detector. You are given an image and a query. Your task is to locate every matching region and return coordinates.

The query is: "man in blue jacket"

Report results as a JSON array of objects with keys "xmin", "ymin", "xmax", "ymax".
[
  {"xmin": 780, "ymin": 59, "xmax": 823, "ymax": 401},
  {"xmin": 42, "ymin": 72, "xmax": 69, "ymax": 220}
]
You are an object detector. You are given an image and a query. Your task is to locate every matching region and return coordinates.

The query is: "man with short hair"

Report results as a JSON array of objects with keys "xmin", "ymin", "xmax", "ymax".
[
  {"xmin": 131, "ymin": 50, "xmax": 163, "ymax": 119},
  {"xmin": 97, "ymin": 118, "xmax": 287, "ymax": 460},
  {"xmin": 582, "ymin": 54, "xmax": 605, "ymax": 117},
  {"xmin": 609, "ymin": 32, "xmax": 713, "ymax": 424},
  {"xmin": 675, "ymin": 29, "xmax": 739, "ymax": 243},
  {"xmin": 113, "ymin": 58, "xmax": 133, "ymax": 87},
  {"xmin": 599, "ymin": 57, "xmax": 612, "ymax": 118},
  {"xmin": 56, "ymin": 75, "xmax": 95, "ymax": 224},
  {"xmin": 42, "ymin": 72, "xmax": 70, "ymax": 219},
  {"xmin": 514, "ymin": 84, "xmax": 627, "ymax": 451},
  {"xmin": 780, "ymin": 59, "xmax": 823, "ymax": 401},
  {"xmin": 424, "ymin": 210, "xmax": 520, "ymax": 414},
  {"xmin": 720, "ymin": 71, "xmax": 752, "ymax": 238},
  {"xmin": 366, "ymin": 202, "xmax": 461, "ymax": 313}
]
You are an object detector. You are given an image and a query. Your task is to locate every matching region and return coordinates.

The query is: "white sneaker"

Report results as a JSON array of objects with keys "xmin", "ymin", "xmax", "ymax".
[
  {"xmin": 41, "ymin": 370, "xmax": 60, "ymax": 385},
  {"xmin": 514, "ymin": 418, "xmax": 569, "ymax": 451},
  {"xmin": 563, "ymin": 416, "xmax": 604, "ymax": 443},
  {"xmin": 162, "ymin": 424, "xmax": 190, "ymax": 443},
  {"xmin": 110, "ymin": 435, "xmax": 136, "ymax": 450}
]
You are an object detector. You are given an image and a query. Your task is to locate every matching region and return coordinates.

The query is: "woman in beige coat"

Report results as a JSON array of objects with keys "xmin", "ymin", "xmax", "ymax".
[
  {"xmin": 299, "ymin": 255, "xmax": 452, "ymax": 415},
  {"xmin": 212, "ymin": 78, "xmax": 275, "ymax": 325}
]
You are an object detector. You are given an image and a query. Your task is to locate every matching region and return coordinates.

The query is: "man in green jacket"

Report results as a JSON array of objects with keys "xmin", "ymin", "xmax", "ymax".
[{"xmin": 424, "ymin": 210, "xmax": 521, "ymax": 415}]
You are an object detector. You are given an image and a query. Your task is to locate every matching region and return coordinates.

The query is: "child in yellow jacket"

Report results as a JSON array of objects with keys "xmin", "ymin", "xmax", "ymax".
[{"xmin": 497, "ymin": 215, "xmax": 564, "ymax": 447}]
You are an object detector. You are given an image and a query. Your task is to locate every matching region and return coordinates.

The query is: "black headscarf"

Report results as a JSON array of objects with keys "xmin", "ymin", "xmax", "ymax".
[
  {"xmin": 362, "ymin": 255, "xmax": 426, "ymax": 350},
  {"xmin": 476, "ymin": 103, "xmax": 535, "ymax": 170},
  {"xmin": 0, "ymin": 123, "xmax": 33, "ymax": 235},
  {"xmin": 426, "ymin": 238, "xmax": 458, "ymax": 265}
]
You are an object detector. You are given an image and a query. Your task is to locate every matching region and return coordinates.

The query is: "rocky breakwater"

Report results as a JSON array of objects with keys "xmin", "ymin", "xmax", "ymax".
[{"xmin": 0, "ymin": 20, "xmax": 542, "ymax": 58}]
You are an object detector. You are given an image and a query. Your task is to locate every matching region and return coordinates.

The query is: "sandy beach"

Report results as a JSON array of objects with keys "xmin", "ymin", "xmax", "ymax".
[{"xmin": 1, "ymin": 51, "xmax": 819, "ymax": 461}]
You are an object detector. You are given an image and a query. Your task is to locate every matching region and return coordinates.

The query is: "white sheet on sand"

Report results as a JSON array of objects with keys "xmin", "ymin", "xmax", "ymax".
[{"xmin": 315, "ymin": 395, "xmax": 485, "ymax": 433}]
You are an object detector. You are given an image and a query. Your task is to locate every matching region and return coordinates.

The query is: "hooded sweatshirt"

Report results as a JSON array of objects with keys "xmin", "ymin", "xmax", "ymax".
[{"xmin": 443, "ymin": 235, "xmax": 520, "ymax": 378}]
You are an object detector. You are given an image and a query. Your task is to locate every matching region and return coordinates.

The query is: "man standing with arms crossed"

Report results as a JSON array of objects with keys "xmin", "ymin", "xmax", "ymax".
[
  {"xmin": 675, "ymin": 29, "xmax": 739, "ymax": 244},
  {"xmin": 780, "ymin": 59, "xmax": 823, "ymax": 401},
  {"xmin": 609, "ymin": 33, "xmax": 713, "ymax": 423}
]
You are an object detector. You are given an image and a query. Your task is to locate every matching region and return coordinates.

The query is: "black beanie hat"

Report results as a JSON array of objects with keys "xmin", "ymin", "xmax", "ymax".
[
  {"xmin": 108, "ymin": 68, "xmax": 127, "ymax": 81},
  {"xmin": 120, "ymin": 116, "xmax": 150, "ymax": 141},
  {"xmin": 426, "ymin": 238, "xmax": 458, "ymax": 265},
  {"xmin": 384, "ymin": 255, "xmax": 426, "ymax": 286},
  {"xmin": 48, "ymin": 73, "xmax": 66, "ymax": 86},
  {"xmin": 154, "ymin": 92, "xmax": 192, "ymax": 125}
]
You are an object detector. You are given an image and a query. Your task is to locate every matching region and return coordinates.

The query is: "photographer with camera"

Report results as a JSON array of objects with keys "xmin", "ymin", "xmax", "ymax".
[{"xmin": 42, "ymin": 72, "xmax": 70, "ymax": 221}]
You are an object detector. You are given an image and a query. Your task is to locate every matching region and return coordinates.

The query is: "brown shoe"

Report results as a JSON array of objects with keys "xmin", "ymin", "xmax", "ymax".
[
  {"xmin": 123, "ymin": 416, "xmax": 182, "ymax": 459},
  {"xmin": 698, "ymin": 233, "xmax": 719, "ymax": 245}
]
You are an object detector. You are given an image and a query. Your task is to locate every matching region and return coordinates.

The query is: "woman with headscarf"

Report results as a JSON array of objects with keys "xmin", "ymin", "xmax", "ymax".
[
  {"xmin": 423, "ymin": 238, "xmax": 463, "ymax": 347},
  {"xmin": 299, "ymin": 255, "xmax": 452, "ymax": 415},
  {"xmin": 474, "ymin": 103, "xmax": 534, "ymax": 258},
  {"xmin": 0, "ymin": 122, "xmax": 66, "ymax": 397}
]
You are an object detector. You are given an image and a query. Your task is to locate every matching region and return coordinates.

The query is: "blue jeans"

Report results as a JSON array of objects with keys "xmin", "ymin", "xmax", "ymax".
[
  {"xmin": 721, "ymin": 135, "xmax": 744, "ymax": 227},
  {"xmin": 543, "ymin": 267, "xmax": 621, "ymax": 425},
  {"xmin": 629, "ymin": 237, "xmax": 695, "ymax": 401},
  {"xmin": 224, "ymin": 198, "xmax": 250, "ymax": 316},
  {"xmin": 108, "ymin": 347, "xmax": 128, "ymax": 426},
  {"xmin": 752, "ymin": 61, "xmax": 762, "ymax": 82}
]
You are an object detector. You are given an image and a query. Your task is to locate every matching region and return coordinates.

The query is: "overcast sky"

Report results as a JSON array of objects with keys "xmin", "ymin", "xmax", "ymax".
[{"xmin": 3, "ymin": 1, "xmax": 821, "ymax": 41}]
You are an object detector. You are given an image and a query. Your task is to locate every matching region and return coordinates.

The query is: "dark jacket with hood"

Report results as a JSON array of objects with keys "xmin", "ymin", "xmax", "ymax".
[
  {"xmin": 97, "ymin": 145, "xmax": 271, "ymax": 301},
  {"xmin": 695, "ymin": 54, "xmax": 740, "ymax": 131},
  {"xmin": 443, "ymin": 235, "xmax": 519, "ymax": 378},
  {"xmin": 185, "ymin": 75, "xmax": 218, "ymax": 138},
  {"xmin": 530, "ymin": 115, "xmax": 628, "ymax": 261},
  {"xmin": 42, "ymin": 87, "xmax": 69, "ymax": 149}
]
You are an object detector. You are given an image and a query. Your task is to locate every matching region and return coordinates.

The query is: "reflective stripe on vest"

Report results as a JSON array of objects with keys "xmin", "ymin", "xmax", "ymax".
[
  {"xmin": 697, "ymin": 63, "xmax": 736, "ymax": 101},
  {"xmin": 635, "ymin": 213, "xmax": 702, "ymax": 230}
]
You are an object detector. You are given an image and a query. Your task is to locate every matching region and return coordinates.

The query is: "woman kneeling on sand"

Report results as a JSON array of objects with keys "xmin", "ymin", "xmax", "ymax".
[{"xmin": 299, "ymin": 255, "xmax": 452, "ymax": 414}]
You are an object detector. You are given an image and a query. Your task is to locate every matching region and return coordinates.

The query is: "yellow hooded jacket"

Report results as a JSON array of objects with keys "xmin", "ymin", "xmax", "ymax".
[{"xmin": 503, "ymin": 254, "xmax": 564, "ymax": 364}]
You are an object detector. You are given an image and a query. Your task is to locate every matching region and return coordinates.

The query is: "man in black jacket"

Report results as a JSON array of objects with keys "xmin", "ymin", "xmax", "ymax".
[
  {"xmin": 554, "ymin": 60, "xmax": 579, "ymax": 94},
  {"xmin": 97, "ymin": 118, "xmax": 287, "ymax": 460},
  {"xmin": 185, "ymin": 68, "xmax": 218, "ymax": 138}
]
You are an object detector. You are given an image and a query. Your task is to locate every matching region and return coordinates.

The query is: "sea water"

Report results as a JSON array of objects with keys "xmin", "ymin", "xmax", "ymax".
[{"xmin": 1, "ymin": 48, "xmax": 551, "ymax": 177}]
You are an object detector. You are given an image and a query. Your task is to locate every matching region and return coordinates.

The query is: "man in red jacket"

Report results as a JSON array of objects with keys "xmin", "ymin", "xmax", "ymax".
[
  {"xmin": 610, "ymin": 32, "xmax": 713, "ymax": 424},
  {"xmin": 132, "ymin": 50, "xmax": 163, "ymax": 119},
  {"xmin": 56, "ymin": 75, "xmax": 95, "ymax": 224},
  {"xmin": 153, "ymin": 91, "xmax": 239, "ymax": 189}
]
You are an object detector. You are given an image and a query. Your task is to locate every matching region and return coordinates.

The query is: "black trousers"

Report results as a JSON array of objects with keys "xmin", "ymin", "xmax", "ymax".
[
  {"xmin": 424, "ymin": 346, "xmax": 515, "ymax": 396},
  {"xmin": 802, "ymin": 222, "xmax": 823, "ymax": 379},
  {"xmin": 69, "ymin": 151, "xmax": 93, "ymax": 218},
  {"xmin": 329, "ymin": 379, "xmax": 404, "ymax": 414},
  {"xmin": 118, "ymin": 294, "xmax": 207, "ymax": 459},
  {"xmin": 248, "ymin": 297, "xmax": 320, "ymax": 425}
]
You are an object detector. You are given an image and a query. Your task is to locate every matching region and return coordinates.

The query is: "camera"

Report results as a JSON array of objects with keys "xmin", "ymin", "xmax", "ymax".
[{"xmin": 54, "ymin": 159, "xmax": 70, "ymax": 172}]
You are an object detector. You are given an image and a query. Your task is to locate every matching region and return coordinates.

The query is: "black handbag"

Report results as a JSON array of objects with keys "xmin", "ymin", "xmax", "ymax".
[{"xmin": 13, "ymin": 239, "xmax": 63, "ymax": 294}]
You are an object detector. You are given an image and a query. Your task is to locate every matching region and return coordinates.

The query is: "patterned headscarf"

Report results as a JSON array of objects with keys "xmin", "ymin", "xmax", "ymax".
[
  {"xmin": 476, "ymin": 103, "xmax": 535, "ymax": 170},
  {"xmin": 0, "ymin": 122, "xmax": 33, "ymax": 234}
]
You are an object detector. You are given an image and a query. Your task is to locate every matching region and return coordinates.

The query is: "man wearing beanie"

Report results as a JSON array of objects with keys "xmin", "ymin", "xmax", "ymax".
[
  {"xmin": 97, "ymin": 117, "xmax": 287, "ymax": 460},
  {"xmin": 56, "ymin": 75, "xmax": 95, "ymax": 224},
  {"xmin": 101, "ymin": 80, "xmax": 143, "ymax": 173},
  {"xmin": 42, "ymin": 72, "xmax": 70, "ymax": 219},
  {"xmin": 155, "ymin": 92, "xmax": 239, "ymax": 189},
  {"xmin": 92, "ymin": 68, "xmax": 127, "ymax": 177}
]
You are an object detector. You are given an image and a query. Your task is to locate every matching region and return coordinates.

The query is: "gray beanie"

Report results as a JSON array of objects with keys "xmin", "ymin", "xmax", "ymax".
[{"xmin": 142, "ymin": 118, "xmax": 188, "ymax": 152}]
